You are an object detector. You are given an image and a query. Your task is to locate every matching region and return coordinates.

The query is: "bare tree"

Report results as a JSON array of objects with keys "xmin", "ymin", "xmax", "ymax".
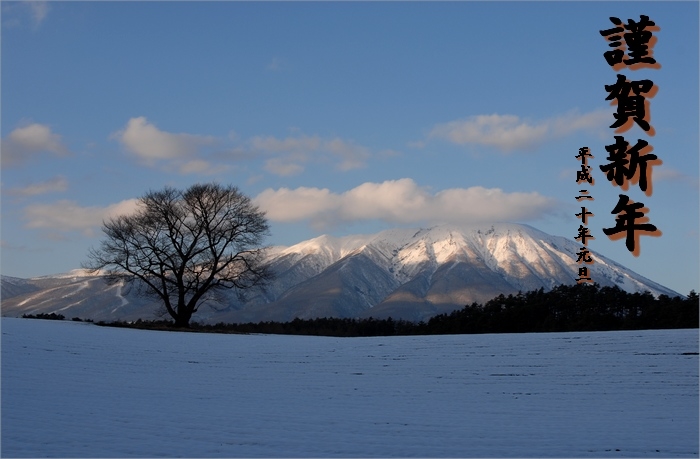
[{"xmin": 84, "ymin": 183, "xmax": 270, "ymax": 327}]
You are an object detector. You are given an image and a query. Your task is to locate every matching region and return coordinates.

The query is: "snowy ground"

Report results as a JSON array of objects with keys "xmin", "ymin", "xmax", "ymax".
[{"xmin": 2, "ymin": 318, "xmax": 698, "ymax": 458}]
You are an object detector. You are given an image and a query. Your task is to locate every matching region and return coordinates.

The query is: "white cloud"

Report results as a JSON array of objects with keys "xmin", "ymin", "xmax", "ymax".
[
  {"xmin": 249, "ymin": 134, "xmax": 371, "ymax": 175},
  {"xmin": 254, "ymin": 178, "xmax": 560, "ymax": 228},
  {"xmin": 7, "ymin": 176, "xmax": 68, "ymax": 197},
  {"xmin": 428, "ymin": 110, "xmax": 609, "ymax": 152},
  {"xmin": 255, "ymin": 187, "xmax": 340, "ymax": 223},
  {"xmin": 107, "ymin": 125, "xmax": 374, "ymax": 177},
  {"xmin": 337, "ymin": 180, "xmax": 430, "ymax": 222},
  {"xmin": 430, "ymin": 114, "xmax": 547, "ymax": 151},
  {"xmin": 112, "ymin": 117, "xmax": 215, "ymax": 164},
  {"xmin": 1, "ymin": 123, "xmax": 70, "ymax": 168},
  {"xmin": 24, "ymin": 199, "xmax": 141, "ymax": 237}
]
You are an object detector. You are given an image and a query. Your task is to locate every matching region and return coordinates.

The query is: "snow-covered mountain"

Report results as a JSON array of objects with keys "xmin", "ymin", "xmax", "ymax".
[{"xmin": 1, "ymin": 223, "xmax": 680, "ymax": 323}]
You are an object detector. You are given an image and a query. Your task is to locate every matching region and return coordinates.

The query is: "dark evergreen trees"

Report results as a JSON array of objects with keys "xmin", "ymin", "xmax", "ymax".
[{"xmin": 426, "ymin": 283, "xmax": 698, "ymax": 335}]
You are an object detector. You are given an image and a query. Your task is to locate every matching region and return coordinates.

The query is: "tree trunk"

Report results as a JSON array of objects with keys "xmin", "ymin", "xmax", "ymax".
[{"xmin": 173, "ymin": 302, "xmax": 192, "ymax": 328}]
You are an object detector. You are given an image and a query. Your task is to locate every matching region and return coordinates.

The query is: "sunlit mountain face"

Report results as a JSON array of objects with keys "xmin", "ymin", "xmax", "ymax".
[{"xmin": 1, "ymin": 223, "xmax": 679, "ymax": 324}]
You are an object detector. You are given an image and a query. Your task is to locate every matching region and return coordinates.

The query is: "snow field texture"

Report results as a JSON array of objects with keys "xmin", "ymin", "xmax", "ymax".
[{"xmin": 2, "ymin": 318, "xmax": 698, "ymax": 457}]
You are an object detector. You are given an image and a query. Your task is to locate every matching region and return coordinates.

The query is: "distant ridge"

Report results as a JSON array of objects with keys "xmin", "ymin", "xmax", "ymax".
[{"xmin": 1, "ymin": 223, "xmax": 679, "ymax": 323}]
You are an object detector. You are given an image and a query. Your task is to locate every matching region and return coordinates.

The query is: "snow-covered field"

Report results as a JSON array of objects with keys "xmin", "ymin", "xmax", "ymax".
[{"xmin": 2, "ymin": 318, "xmax": 698, "ymax": 458}]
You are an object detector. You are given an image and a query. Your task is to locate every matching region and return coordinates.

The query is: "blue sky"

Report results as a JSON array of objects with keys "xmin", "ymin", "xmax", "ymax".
[{"xmin": 2, "ymin": 1, "xmax": 698, "ymax": 295}]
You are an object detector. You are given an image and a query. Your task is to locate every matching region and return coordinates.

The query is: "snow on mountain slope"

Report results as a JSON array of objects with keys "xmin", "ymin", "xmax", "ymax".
[
  {"xmin": 233, "ymin": 252, "xmax": 400, "ymax": 323},
  {"xmin": 0, "ymin": 276, "xmax": 40, "ymax": 301},
  {"xmin": 0, "ymin": 274, "xmax": 160, "ymax": 322},
  {"xmin": 1, "ymin": 223, "xmax": 680, "ymax": 323}
]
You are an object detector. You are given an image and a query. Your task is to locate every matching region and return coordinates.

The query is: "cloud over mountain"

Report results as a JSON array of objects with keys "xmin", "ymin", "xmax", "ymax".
[{"xmin": 255, "ymin": 178, "xmax": 561, "ymax": 228}]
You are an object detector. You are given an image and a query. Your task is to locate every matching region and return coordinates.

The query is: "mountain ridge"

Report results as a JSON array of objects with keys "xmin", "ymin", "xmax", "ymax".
[{"xmin": 1, "ymin": 223, "xmax": 680, "ymax": 323}]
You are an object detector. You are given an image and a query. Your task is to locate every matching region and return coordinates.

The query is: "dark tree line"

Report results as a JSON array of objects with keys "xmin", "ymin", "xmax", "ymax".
[
  {"xmin": 97, "ymin": 283, "xmax": 698, "ymax": 337},
  {"xmin": 426, "ymin": 284, "xmax": 698, "ymax": 335}
]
